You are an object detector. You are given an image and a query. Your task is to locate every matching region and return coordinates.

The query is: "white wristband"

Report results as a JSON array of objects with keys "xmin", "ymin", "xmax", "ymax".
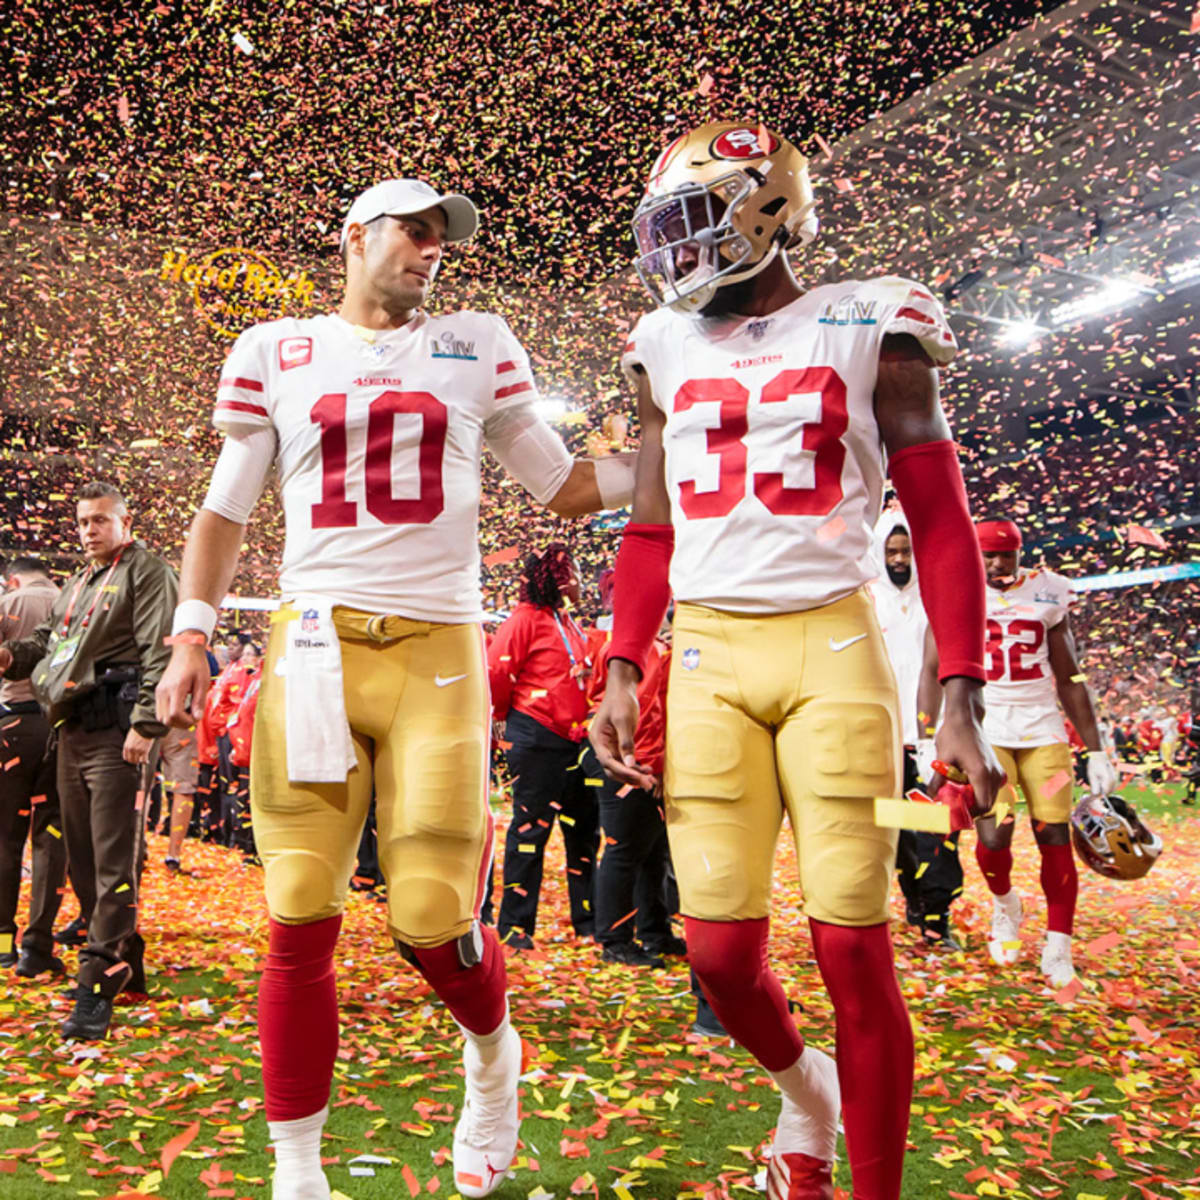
[
  {"xmin": 171, "ymin": 599, "xmax": 219, "ymax": 641},
  {"xmin": 594, "ymin": 453, "xmax": 636, "ymax": 511}
]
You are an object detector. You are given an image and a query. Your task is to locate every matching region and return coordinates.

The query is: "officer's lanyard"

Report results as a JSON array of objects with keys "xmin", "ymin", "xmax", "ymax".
[
  {"xmin": 551, "ymin": 609, "xmax": 587, "ymax": 690},
  {"xmin": 60, "ymin": 543, "xmax": 128, "ymax": 637}
]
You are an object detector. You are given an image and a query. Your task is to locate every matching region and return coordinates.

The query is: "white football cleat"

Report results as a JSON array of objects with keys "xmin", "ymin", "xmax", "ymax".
[
  {"xmin": 453, "ymin": 1025, "xmax": 522, "ymax": 1197},
  {"xmin": 987, "ymin": 891, "xmax": 1024, "ymax": 967},
  {"xmin": 1041, "ymin": 931, "xmax": 1077, "ymax": 989},
  {"xmin": 269, "ymin": 1108, "xmax": 331, "ymax": 1200},
  {"xmin": 767, "ymin": 1046, "xmax": 839, "ymax": 1200}
]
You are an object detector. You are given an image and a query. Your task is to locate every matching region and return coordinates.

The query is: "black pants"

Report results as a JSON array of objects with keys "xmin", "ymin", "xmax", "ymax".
[
  {"xmin": 895, "ymin": 747, "xmax": 963, "ymax": 929},
  {"xmin": 586, "ymin": 745, "xmax": 672, "ymax": 948},
  {"xmin": 498, "ymin": 710, "xmax": 599, "ymax": 939},
  {"xmin": 0, "ymin": 707, "xmax": 66, "ymax": 956}
]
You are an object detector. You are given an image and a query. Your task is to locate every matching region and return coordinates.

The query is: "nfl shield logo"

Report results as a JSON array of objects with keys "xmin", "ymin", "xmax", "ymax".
[
  {"xmin": 300, "ymin": 608, "xmax": 319, "ymax": 632},
  {"xmin": 681, "ymin": 647, "xmax": 701, "ymax": 671},
  {"xmin": 747, "ymin": 319, "xmax": 771, "ymax": 341}
]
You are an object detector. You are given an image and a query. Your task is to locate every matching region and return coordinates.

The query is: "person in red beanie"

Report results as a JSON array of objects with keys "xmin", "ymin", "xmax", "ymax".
[{"xmin": 919, "ymin": 518, "xmax": 1116, "ymax": 991}]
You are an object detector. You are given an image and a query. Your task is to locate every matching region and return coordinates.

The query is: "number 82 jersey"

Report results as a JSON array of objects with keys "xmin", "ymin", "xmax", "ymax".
[
  {"xmin": 982, "ymin": 568, "xmax": 1073, "ymax": 747},
  {"xmin": 621, "ymin": 275, "xmax": 957, "ymax": 614}
]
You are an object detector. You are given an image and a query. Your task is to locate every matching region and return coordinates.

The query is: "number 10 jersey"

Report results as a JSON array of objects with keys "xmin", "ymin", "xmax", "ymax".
[
  {"xmin": 213, "ymin": 311, "xmax": 545, "ymax": 622},
  {"xmin": 621, "ymin": 276, "xmax": 958, "ymax": 615}
]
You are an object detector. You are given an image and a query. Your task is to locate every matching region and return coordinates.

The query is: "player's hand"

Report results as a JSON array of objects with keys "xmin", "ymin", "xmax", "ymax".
[
  {"xmin": 156, "ymin": 643, "xmax": 211, "ymax": 728},
  {"xmin": 1086, "ymin": 750, "xmax": 1117, "ymax": 797},
  {"xmin": 589, "ymin": 659, "xmax": 655, "ymax": 791},
  {"xmin": 122, "ymin": 727, "xmax": 154, "ymax": 765},
  {"xmin": 932, "ymin": 678, "xmax": 1006, "ymax": 818},
  {"xmin": 0, "ymin": 645, "xmax": 12, "ymax": 674}
]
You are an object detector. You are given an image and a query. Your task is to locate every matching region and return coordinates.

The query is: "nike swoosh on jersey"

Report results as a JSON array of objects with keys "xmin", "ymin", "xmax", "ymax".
[
  {"xmin": 828, "ymin": 634, "xmax": 868, "ymax": 652},
  {"xmin": 434, "ymin": 673, "xmax": 470, "ymax": 687}
]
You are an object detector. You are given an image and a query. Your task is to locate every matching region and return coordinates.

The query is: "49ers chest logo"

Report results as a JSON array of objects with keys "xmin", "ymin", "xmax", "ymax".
[{"xmin": 710, "ymin": 127, "xmax": 779, "ymax": 160}]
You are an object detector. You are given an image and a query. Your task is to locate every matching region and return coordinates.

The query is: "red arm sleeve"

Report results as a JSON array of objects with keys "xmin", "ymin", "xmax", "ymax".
[
  {"xmin": 608, "ymin": 523, "xmax": 674, "ymax": 677},
  {"xmin": 487, "ymin": 607, "xmax": 532, "ymax": 719},
  {"xmin": 888, "ymin": 440, "xmax": 986, "ymax": 683}
]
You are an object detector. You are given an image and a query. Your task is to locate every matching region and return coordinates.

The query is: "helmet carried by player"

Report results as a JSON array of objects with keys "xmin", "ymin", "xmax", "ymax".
[
  {"xmin": 631, "ymin": 122, "xmax": 818, "ymax": 314},
  {"xmin": 1070, "ymin": 793, "xmax": 1163, "ymax": 880}
]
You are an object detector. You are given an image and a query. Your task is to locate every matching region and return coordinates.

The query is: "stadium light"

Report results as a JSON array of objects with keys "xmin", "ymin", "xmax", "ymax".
[
  {"xmin": 1048, "ymin": 278, "xmax": 1147, "ymax": 327},
  {"xmin": 995, "ymin": 318, "xmax": 1047, "ymax": 348},
  {"xmin": 533, "ymin": 396, "xmax": 569, "ymax": 422},
  {"xmin": 1166, "ymin": 255, "xmax": 1200, "ymax": 286}
]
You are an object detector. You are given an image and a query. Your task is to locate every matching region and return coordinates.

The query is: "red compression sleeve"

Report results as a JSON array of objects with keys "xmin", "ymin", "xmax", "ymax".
[
  {"xmin": 889, "ymin": 439, "xmax": 986, "ymax": 682},
  {"xmin": 608, "ymin": 522, "xmax": 673, "ymax": 677}
]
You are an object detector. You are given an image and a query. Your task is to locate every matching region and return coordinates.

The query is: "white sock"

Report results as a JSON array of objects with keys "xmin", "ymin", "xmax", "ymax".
[
  {"xmin": 768, "ymin": 1048, "xmax": 825, "ymax": 1111},
  {"xmin": 1044, "ymin": 931, "xmax": 1072, "ymax": 955},
  {"xmin": 268, "ymin": 1105, "xmax": 327, "ymax": 1176},
  {"xmin": 460, "ymin": 1004, "xmax": 511, "ymax": 1067}
]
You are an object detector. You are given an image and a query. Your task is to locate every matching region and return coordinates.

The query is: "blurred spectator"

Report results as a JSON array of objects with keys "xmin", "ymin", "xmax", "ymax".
[
  {"xmin": 488, "ymin": 544, "xmax": 598, "ymax": 949},
  {"xmin": 585, "ymin": 620, "xmax": 679, "ymax": 967},
  {"xmin": 159, "ymin": 725, "xmax": 199, "ymax": 872},
  {"xmin": 0, "ymin": 556, "xmax": 67, "ymax": 978},
  {"xmin": 226, "ymin": 666, "xmax": 260, "ymax": 860}
]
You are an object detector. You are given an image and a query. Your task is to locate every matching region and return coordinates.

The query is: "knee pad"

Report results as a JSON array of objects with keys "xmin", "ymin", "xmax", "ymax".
[{"xmin": 264, "ymin": 850, "xmax": 343, "ymax": 923}]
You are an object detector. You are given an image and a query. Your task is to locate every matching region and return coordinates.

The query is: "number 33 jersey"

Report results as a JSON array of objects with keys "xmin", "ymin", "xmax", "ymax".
[
  {"xmin": 622, "ymin": 276, "xmax": 957, "ymax": 615},
  {"xmin": 982, "ymin": 569, "xmax": 1073, "ymax": 747},
  {"xmin": 212, "ymin": 311, "xmax": 552, "ymax": 621}
]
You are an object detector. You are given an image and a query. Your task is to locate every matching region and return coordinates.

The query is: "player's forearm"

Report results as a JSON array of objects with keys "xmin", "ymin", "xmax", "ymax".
[
  {"xmin": 939, "ymin": 676, "xmax": 985, "ymax": 728},
  {"xmin": 179, "ymin": 509, "xmax": 246, "ymax": 613},
  {"xmin": 546, "ymin": 453, "xmax": 638, "ymax": 517},
  {"xmin": 1058, "ymin": 680, "xmax": 1102, "ymax": 751},
  {"xmin": 916, "ymin": 664, "xmax": 943, "ymax": 739}
]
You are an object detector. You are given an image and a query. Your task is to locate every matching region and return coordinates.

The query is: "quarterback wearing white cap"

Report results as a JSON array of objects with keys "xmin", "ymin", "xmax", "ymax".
[{"xmin": 157, "ymin": 180, "xmax": 635, "ymax": 1199}]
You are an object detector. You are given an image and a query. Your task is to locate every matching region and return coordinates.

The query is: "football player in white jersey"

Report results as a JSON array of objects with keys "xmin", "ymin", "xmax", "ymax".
[
  {"xmin": 589, "ymin": 123, "xmax": 1004, "ymax": 1200},
  {"xmin": 155, "ymin": 179, "xmax": 635, "ymax": 1200},
  {"xmin": 918, "ymin": 519, "xmax": 1116, "ymax": 990}
]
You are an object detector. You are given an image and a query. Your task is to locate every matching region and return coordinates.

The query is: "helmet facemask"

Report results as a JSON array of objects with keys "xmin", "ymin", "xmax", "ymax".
[{"xmin": 632, "ymin": 173, "xmax": 775, "ymax": 314}]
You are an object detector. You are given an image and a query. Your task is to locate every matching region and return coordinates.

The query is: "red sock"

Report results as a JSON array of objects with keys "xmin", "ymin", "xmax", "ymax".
[
  {"xmin": 684, "ymin": 917, "xmax": 803, "ymax": 1071},
  {"xmin": 1038, "ymin": 842, "xmax": 1077, "ymax": 934},
  {"xmin": 259, "ymin": 915, "xmax": 341, "ymax": 1121},
  {"xmin": 412, "ymin": 924, "xmax": 508, "ymax": 1035},
  {"xmin": 975, "ymin": 841, "xmax": 1013, "ymax": 895},
  {"xmin": 810, "ymin": 920, "xmax": 911, "ymax": 1200}
]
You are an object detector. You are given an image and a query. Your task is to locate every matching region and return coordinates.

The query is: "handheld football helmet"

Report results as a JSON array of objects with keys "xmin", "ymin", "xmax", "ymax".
[
  {"xmin": 1070, "ymin": 794, "xmax": 1162, "ymax": 880},
  {"xmin": 632, "ymin": 122, "xmax": 818, "ymax": 314}
]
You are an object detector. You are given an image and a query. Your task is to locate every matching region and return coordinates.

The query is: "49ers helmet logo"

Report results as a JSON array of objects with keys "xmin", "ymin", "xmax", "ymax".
[{"xmin": 710, "ymin": 127, "xmax": 779, "ymax": 160}]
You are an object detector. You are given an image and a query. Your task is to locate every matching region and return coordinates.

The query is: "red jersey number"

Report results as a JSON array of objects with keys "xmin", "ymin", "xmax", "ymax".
[
  {"xmin": 986, "ymin": 618, "xmax": 1046, "ymax": 683},
  {"xmin": 672, "ymin": 368, "xmax": 848, "ymax": 520},
  {"xmin": 311, "ymin": 390, "xmax": 447, "ymax": 529}
]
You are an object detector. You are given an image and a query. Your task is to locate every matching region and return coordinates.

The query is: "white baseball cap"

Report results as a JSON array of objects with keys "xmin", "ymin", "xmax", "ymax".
[{"xmin": 339, "ymin": 179, "xmax": 479, "ymax": 249}]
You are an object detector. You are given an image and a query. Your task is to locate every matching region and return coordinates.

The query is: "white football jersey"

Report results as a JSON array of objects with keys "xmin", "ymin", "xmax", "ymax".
[
  {"xmin": 982, "ymin": 568, "xmax": 1072, "ymax": 747},
  {"xmin": 213, "ymin": 311, "xmax": 549, "ymax": 621},
  {"xmin": 869, "ymin": 578, "xmax": 928, "ymax": 744},
  {"xmin": 622, "ymin": 276, "xmax": 957, "ymax": 614}
]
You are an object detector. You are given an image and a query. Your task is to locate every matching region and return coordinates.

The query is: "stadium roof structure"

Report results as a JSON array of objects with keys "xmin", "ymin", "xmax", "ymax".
[{"xmin": 805, "ymin": 0, "xmax": 1199, "ymax": 429}]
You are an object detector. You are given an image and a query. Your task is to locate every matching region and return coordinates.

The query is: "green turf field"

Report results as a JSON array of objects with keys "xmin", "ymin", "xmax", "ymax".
[{"xmin": 1, "ymin": 781, "xmax": 1197, "ymax": 1199}]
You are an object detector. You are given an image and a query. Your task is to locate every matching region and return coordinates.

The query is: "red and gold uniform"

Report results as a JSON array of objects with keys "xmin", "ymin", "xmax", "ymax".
[
  {"xmin": 983, "ymin": 567, "xmax": 1074, "ymax": 823},
  {"xmin": 622, "ymin": 276, "xmax": 956, "ymax": 927}
]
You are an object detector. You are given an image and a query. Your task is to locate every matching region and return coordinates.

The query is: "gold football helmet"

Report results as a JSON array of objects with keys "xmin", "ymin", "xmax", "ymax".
[{"xmin": 632, "ymin": 121, "xmax": 818, "ymax": 314}]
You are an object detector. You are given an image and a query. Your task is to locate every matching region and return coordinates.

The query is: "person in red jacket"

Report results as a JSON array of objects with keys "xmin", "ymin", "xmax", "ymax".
[
  {"xmin": 228, "ymin": 672, "xmax": 261, "ymax": 860},
  {"xmin": 488, "ymin": 544, "xmax": 598, "ymax": 949},
  {"xmin": 585, "ymin": 622, "xmax": 679, "ymax": 966}
]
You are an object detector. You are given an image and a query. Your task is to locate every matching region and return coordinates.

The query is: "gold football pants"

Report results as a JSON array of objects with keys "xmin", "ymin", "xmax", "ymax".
[
  {"xmin": 990, "ymin": 742, "xmax": 1074, "ymax": 824},
  {"xmin": 251, "ymin": 607, "xmax": 493, "ymax": 946},
  {"xmin": 665, "ymin": 590, "xmax": 902, "ymax": 928}
]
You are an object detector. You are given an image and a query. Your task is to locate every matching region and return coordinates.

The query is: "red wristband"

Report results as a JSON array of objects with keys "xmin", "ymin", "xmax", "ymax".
[
  {"xmin": 889, "ymin": 440, "xmax": 985, "ymax": 683},
  {"xmin": 608, "ymin": 523, "xmax": 674, "ymax": 678}
]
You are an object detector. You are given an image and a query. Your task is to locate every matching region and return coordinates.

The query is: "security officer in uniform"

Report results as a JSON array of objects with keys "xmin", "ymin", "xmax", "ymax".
[
  {"xmin": 0, "ymin": 482, "xmax": 177, "ymax": 1039},
  {"xmin": 0, "ymin": 556, "xmax": 66, "ymax": 977}
]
